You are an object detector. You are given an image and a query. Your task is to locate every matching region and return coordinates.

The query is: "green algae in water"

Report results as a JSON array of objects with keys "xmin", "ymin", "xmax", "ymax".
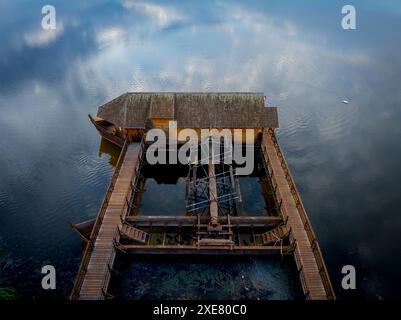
[
  {"xmin": 109, "ymin": 255, "xmax": 303, "ymax": 300},
  {"xmin": 0, "ymin": 245, "xmax": 19, "ymax": 300},
  {"xmin": 0, "ymin": 287, "xmax": 19, "ymax": 300}
]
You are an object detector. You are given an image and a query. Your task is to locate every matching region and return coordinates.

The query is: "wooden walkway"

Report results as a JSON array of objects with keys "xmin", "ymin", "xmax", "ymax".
[
  {"xmin": 71, "ymin": 141, "xmax": 142, "ymax": 300},
  {"xmin": 262, "ymin": 129, "xmax": 335, "ymax": 300}
]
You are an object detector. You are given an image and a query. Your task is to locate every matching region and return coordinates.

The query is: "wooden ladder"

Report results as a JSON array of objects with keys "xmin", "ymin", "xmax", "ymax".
[
  {"xmin": 261, "ymin": 225, "xmax": 289, "ymax": 245},
  {"xmin": 120, "ymin": 224, "xmax": 148, "ymax": 243}
]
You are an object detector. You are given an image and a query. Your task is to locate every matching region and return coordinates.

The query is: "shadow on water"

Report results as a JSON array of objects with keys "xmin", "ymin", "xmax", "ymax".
[{"xmin": 98, "ymin": 138, "xmax": 121, "ymax": 168}]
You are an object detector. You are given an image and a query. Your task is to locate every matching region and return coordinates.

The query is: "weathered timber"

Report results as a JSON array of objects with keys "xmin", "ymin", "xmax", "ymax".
[
  {"xmin": 73, "ymin": 92, "xmax": 335, "ymax": 301},
  {"xmin": 118, "ymin": 245, "xmax": 291, "ymax": 255},
  {"xmin": 69, "ymin": 218, "xmax": 96, "ymax": 241},
  {"xmin": 209, "ymin": 160, "xmax": 219, "ymax": 226},
  {"xmin": 120, "ymin": 224, "xmax": 148, "ymax": 243},
  {"xmin": 96, "ymin": 92, "xmax": 279, "ymax": 129},
  {"xmin": 261, "ymin": 225, "xmax": 289, "ymax": 245},
  {"xmin": 198, "ymin": 238, "xmax": 235, "ymax": 246},
  {"xmin": 71, "ymin": 142, "xmax": 142, "ymax": 300},
  {"xmin": 125, "ymin": 215, "xmax": 282, "ymax": 227},
  {"xmin": 89, "ymin": 114, "xmax": 125, "ymax": 147},
  {"xmin": 262, "ymin": 129, "xmax": 335, "ymax": 300}
]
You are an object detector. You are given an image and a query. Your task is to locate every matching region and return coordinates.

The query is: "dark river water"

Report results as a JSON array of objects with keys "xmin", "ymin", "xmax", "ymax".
[{"xmin": 1, "ymin": 0, "xmax": 401, "ymax": 300}]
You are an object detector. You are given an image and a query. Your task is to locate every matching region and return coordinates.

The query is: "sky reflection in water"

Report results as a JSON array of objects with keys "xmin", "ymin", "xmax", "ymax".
[{"xmin": 1, "ymin": 0, "xmax": 401, "ymax": 299}]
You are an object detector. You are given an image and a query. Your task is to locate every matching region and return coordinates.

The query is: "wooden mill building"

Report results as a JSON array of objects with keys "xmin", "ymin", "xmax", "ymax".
[{"xmin": 71, "ymin": 92, "xmax": 335, "ymax": 300}]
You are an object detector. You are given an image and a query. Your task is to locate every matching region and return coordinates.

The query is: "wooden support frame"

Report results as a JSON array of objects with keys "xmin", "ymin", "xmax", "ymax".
[
  {"xmin": 118, "ymin": 244, "xmax": 291, "ymax": 255},
  {"xmin": 125, "ymin": 215, "xmax": 283, "ymax": 227},
  {"xmin": 72, "ymin": 125, "xmax": 335, "ymax": 301}
]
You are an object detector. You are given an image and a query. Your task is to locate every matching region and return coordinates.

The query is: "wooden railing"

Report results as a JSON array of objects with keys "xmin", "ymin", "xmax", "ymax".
[
  {"xmin": 261, "ymin": 129, "xmax": 336, "ymax": 300},
  {"xmin": 98, "ymin": 226, "xmax": 120, "ymax": 300}
]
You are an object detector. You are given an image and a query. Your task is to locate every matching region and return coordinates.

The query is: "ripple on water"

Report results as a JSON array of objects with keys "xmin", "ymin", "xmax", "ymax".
[
  {"xmin": 317, "ymin": 102, "xmax": 360, "ymax": 143},
  {"xmin": 276, "ymin": 94, "xmax": 361, "ymax": 171},
  {"xmin": 283, "ymin": 108, "xmax": 315, "ymax": 139}
]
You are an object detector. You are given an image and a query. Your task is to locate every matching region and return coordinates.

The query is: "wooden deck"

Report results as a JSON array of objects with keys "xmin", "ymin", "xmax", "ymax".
[
  {"xmin": 71, "ymin": 141, "xmax": 143, "ymax": 300},
  {"xmin": 261, "ymin": 129, "xmax": 335, "ymax": 300},
  {"xmin": 76, "ymin": 91, "xmax": 337, "ymax": 300}
]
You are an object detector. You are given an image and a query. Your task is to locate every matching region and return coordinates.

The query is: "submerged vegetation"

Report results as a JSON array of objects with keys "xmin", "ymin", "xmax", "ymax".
[
  {"xmin": 110, "ymin": 255, "xmax": 302, "ymax": 300},
  {"xmin": 0, "ymin": 287, "xmax": 18, "ymax": 300},
  {"xmin": 0, "ymin": 244, "xmax": 19, "ymax": 300}
]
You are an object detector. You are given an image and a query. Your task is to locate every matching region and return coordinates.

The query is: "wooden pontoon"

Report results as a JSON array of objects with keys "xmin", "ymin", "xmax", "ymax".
[{"xmin": 70, "ymin": 92, "xmax": 335, "ymax": 300}]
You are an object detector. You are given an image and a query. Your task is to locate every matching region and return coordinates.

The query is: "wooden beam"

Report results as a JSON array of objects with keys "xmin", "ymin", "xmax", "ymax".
[
  {"xmin": 125, "ymin": 215, "xmax": 283, "ymax": 226},
  {"xmin": 209, "ymin": 158, "xmax": 219, "ymax": 225},
  {"xmin": 118, "ymin": 244, "xmax": 291, "ymax": 255}
]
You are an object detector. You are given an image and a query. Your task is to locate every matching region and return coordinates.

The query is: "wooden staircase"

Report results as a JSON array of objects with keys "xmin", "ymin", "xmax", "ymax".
[
  {"xmin": 120, "ymin": 224, "xmax": 148, "ymax": 243},
  {"xmin": 261, "ymin": 225, "xmax": 289, "ymax": 245}
]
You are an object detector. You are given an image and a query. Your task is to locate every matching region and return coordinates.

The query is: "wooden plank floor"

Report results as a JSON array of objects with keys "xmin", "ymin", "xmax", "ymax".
[
  {"xmin": 262, "ymin": 131, "xmax": 327, "ymax": 300},
  {"xmin": 78, "ymin": 143, "xmax": 141, "ymax": 300}
]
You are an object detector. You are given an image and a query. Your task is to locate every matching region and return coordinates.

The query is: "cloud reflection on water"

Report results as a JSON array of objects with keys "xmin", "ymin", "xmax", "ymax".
[{"xmin": 1, "ymin": 0, "xmax": 401, "ymax": 299}]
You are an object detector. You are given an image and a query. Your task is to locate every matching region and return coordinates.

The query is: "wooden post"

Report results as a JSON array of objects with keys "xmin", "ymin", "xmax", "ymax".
[{"xmin": 209, "ymin": 157, "xmax": 219, "ymax": 226}]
